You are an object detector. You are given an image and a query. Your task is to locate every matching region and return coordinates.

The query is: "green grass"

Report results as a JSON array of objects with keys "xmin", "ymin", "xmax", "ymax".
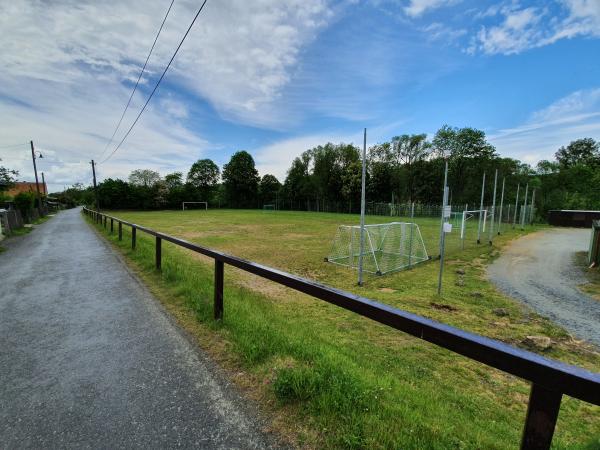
[{"xmin": 87, "ymin": 209, "xmax": 600, "ymax": 449}]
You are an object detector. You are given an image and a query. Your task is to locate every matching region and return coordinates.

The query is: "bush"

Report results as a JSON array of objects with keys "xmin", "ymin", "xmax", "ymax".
[{"xmin": 13, "ymin": 191, "xmax": 35, "ymax": 214}]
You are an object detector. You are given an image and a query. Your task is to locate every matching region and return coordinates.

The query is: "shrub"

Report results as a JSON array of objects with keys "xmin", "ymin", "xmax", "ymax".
[{"xmin": 13, "ymin": 191, "xmax": 35, "ymax": 214}]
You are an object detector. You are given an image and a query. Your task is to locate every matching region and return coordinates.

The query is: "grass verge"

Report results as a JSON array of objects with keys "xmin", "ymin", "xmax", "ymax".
[{"xmin": 86, "ymin": 210, "xmax": 600, "ymax": 449}]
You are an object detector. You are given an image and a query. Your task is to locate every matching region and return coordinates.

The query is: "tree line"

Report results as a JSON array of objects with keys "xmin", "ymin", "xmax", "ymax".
[{"xmin": 5, "ymin": 126, "xmax": 598, "ymax": 219}]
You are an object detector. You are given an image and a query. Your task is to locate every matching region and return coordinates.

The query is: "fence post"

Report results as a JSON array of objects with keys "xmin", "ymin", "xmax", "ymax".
[
  {"xmin": 155, "ymin": 237, "xmax": 161, "ymax": 270},
  {"xmin": 118, "ymin": 222, "xmax": 122, "ymax": 241},
  {"xmin": 110, "ymin": 218, "xmax": 114, "ymax": 233},
  {"xmin": 132, "ymin": 226, "xmax": 136, "ymax": 249},
  {"xmin": 103, "ymin": 216, "xmax": 107, "ymax": 228},
  {"xmin": 520, "ymin": 384, "xmax": 562, "ymax": 450},
  {"xmin": 214, "ymin": 259, "xmax": 224, "ymax": 320}
]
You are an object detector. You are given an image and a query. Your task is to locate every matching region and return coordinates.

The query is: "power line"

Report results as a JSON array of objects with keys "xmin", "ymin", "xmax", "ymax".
[
  {"xmin": 96, "ymin": 0, "xmax": 175, "ymax": 161},
  {"xmin": 100, "ymin": 0, "xmax": 209, "ymax": 165}
]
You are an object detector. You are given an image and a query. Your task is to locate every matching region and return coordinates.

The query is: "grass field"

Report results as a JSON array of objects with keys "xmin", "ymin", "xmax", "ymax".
[{"xmin": 87, "ymin": 209, "xmax": 600, "ymax": 449}]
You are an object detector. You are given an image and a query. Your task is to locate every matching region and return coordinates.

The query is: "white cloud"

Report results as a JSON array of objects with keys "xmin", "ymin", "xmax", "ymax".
[
  {"xmin": 0, "ymin": 0, "xmax": 334, "ymax": 191},
  {"xmin": 489, "ymin": 88, "xmax": 600, "ymax": 164},
  {"xmin": 404, "ymin": 0, "xmax": 461, "ymax": 17},
  {"xmin": 472, "ymin": 0, "xmax": 600, "ymax": 55}
]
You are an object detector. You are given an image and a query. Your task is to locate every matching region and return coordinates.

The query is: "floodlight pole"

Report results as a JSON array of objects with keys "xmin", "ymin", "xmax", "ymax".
[
  {"xmin": 358, "ymin": 128, "xmax": 367, "ymax": 286},
  {"xmin": 497, "ymin": 177, "xmax": 505, "ymax": 235},
  {"xmin": 513, "ymin": 183, "xmax": 520, "ymax": 229},
  {"xmin": 521, "ymin": 183, "xmax": 529, "ymax": 230},
  {"xmin": 437, "ymin": 160, "xmax": 449, "ymax": 295},
  {"xmin": 477, "ymin": 172, "xmax": 486, "ymax": 244},
  {"xmin": 488, "ymin": 169, "xmax": 498, "ymax": 245},
  {"xmin": 529, "ymin": 189, "xmax": 536, "ymax": 224}
]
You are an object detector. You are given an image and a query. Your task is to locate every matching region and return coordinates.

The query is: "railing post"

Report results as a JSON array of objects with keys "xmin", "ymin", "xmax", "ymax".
[
  {"xmin": 118, "ymin": 222, "xmax": 122, "ymax": 241},
  {"xmin": 155, "ymin": 236, "xmax": 161, "ymax": 270},
  {"xmin": 132, "ymin": 226, "xmax": 136, "ymax": 249},
  {"xmin": 520, "ymin": 384, "xmax": 562, "ymax": 450},
  {"xmin": 110, "ymin": 218, "xmax": 114, "ymax": 233},
  {"xmin": 214, "ymin": 259, "xmax": 224, "ymax": 320},
  {"xmin": 103, "ymin": 216, "xmax": 107, "ymax": 228}
]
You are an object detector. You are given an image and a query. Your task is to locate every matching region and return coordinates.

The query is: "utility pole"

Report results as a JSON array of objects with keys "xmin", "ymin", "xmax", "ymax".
[
  {"xmin": 30, "ymin": 140, "xmax": 43, "ymax": 216},
  {"xmin": 91, "ymin": 160, "xmax": 100, "ymax": 211},
  {"xmin": 358, "ymin": 128, "xmax": 367, "ymax": 286},
  {"xmin": 41, "ymin": 172, "xmax": 46, "ymax": 195}
]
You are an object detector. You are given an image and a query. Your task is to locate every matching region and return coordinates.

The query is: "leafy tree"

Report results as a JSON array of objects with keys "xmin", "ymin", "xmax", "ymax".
[
  {"xmin": 555, "ymin": 138, "xmax": 600, "ymax": 168},
  {"xmin": 259, "ymin": 174, "xmax": 281, "ymax": 204},
  {"xmin": 186, "ymin": 159, "xmax": 220, "ymax": 189},
  {"xmin": 128, "ymin": 169, "xmax": 161, "ymax": 187},
  {"xmin": 283, "ymin": 152, "xmax": 313, "ymax": 208},
  {"xmin": 222, "ymin": 151, "xmax": 259, "ymax": 208},
  {"xmin": 13, "ymin": 191, "xmax": 35, "ymax": 214},
  {"xmin": 164, "ymin": 172, "xmax": 183, "ymax": 190},
  {"xmin": 0, "ymin": 159, "xmax": 18, "ymax": 191}
]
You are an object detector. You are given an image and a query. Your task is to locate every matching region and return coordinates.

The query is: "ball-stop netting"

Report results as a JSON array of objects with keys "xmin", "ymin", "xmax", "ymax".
[{"xmin": 326, "ymin": 222, "xmax": 429, "ymax": 275}]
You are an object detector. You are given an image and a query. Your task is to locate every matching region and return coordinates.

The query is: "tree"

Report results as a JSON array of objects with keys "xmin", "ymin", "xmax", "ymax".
[
  {"xmin": 0, "ymin": 159, "xmax": 18, "ymax": 191},
  {"xmin": 222, "ymin": 151, "xmax": 259, "ymax": 208},
  {"xmin": 259, "ymin": 174, "xmax": 281, "ymax": 205},
  {"xmin": 164, "ymin": 172, "xmax": 183, "ymax": 190},
  {"xmin": 128, "ymin": 169, "xmax": 161, "ymax": 187},
  {"xmin": 186, "ymin": 159, "xmax": 220, "ymax": 189},
  {"xmin": 432, "ymin": 125, "xmax": 496, "ymax": 159},
  {"xmin": 555, "ymin": 138, "xmax": 600, "ymax": 168}
]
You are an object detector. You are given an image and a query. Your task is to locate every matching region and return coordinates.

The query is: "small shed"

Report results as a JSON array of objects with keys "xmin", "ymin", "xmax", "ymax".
[{"xmin": 548, "ymin": 210, "xmax": 600, "ymax": 228}]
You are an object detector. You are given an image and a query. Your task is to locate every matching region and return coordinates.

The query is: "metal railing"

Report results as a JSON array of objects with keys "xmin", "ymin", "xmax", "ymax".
[{"xmin": 83, "ymin": 207, "xmax": 600, "ymax": 449}]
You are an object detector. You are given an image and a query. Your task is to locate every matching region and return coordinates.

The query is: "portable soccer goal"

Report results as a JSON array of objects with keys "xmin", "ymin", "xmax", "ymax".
[
  {"xmin": 460, "ymin": 210, "xmax": 487, "ymax": 245},
  {"xmin": 263, "ymin": 204, "xmax": 276, "ymax": 211},
  {"xmin": 182, "ymin": 201, "xmax": 207, "ymax": 211},
  {"xmin": 326, "ymin": 222, "xmax": 429, "ymax": 275}
]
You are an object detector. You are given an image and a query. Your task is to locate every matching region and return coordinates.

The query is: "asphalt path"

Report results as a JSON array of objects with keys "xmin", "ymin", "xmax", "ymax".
[
  {"xmin": 488, "ymin": 227, "xmax": 600, "ymax": 347},
  {"xmin": 0, "ymin": 208, "xmax": 277, "ymax": 449}
]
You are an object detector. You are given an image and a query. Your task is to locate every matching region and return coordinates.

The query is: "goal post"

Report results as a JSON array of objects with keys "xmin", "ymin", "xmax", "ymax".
[
  {"xmin": 182, "ymin": 201, "xmax": 207, "ymax": 211},
  {"xmin": 263, "ymin": 204, "xmax": 276, "ymax": 211},
  {"xmin": 326, "ymin": 222, "xmax": 429, "ymax": 275},
  {"xmin": 461, "ymin": 210, "xmax": 487, "ymax": 247}
]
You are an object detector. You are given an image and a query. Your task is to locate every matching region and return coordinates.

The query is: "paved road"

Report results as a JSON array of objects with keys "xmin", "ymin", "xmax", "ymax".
[
  {"xmin": 488, "ymin": 227, "xmax": 600, "ymax": 347},
  {"xmin": 0, "ymin": 208, "xmax": 276, "ymax": 449}
]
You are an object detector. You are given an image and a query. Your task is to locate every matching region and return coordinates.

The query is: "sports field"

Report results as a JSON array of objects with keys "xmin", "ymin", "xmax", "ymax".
[{"xmin": 89, "ymin": 209, "xmax": 600, "ymax": 449}]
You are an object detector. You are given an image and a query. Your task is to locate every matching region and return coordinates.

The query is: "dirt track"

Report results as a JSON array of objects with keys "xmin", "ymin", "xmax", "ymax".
[{"xmin": 488, "ymin": 227, "xmax": 600, "ymax": 347}]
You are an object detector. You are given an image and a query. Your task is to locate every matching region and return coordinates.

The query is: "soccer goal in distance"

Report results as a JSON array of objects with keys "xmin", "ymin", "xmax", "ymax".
[
  {"xmin": 326, "ymin": 222, "xmax": 429, "ymax": 275},
  {"xmin": 263, "ymin": 204, "xmax": 276, "ymax": 211},
  {"xmin": 460, "ymin": 210, "xmax": 487, "ymax": 245},
  {"xmin": 182, "ymin": 201, "xmax": 208, "ymax": 211}
]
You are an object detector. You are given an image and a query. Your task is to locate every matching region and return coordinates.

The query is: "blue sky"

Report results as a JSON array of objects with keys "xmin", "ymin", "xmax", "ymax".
[{"xmin": 1, "ymin": 0, "xmax": 599, "ymax": 192}]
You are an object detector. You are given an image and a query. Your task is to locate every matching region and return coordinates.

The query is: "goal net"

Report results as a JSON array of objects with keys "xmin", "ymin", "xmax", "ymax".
[
  {"xmin": 460, "ymin": 210, "xmax": 487, "ymax": 242},
  {"xmin": 326, "ymin": 222, "xmax": 429, "ymax": 275},
  {"xmin": 263, "ymin": 204, "xmax": 276, "ymax": 211},
  {"xmin": 182, "ymin": 201, "xmax": 207, "ymax": 210}
]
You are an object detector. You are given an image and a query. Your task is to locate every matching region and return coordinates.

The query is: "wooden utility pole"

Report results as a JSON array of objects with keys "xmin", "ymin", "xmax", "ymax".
[
  {"xmin": 91, "ymin": 160, "xmax": 99, "ymax": 211},
  {"xmin": 41, "ymin": 172, "xmax": 46, "ymax": 195},
  {"xmin": 30, "ymin": 140, "xmax": 43, "ymax": 216}
]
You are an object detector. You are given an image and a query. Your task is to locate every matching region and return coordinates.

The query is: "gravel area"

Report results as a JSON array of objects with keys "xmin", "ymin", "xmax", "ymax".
[{"xmin": 488, "ymin": 227, "xmax": 600, "ymax": 347}]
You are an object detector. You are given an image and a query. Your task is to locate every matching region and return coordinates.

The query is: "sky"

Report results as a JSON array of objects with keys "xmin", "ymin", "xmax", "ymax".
[{"xmin": 1, "ymin": 0, "xmax": 599, "ymax": 192}]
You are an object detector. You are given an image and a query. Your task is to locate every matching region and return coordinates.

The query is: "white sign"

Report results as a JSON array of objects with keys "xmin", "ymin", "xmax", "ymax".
[
  {"xmin": 443, "ymin": 205, "xmax": 452, "ymax": 218},
  {"xmin": 443, "ymin": 222, "xmax": 453, "ymax": 233}
]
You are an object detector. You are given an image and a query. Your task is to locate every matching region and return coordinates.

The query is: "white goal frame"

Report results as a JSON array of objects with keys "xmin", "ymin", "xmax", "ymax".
[
  {"xmin": 326, "ymin": 222, "xmax": 429, "ymax": 275},
  {"xmin": 461, "ymin": 209, "xmax": 487, "ymax": 242},
  {"xmin": 182, "ymin": 201, "xmax": 207, "ymax": 211}
]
